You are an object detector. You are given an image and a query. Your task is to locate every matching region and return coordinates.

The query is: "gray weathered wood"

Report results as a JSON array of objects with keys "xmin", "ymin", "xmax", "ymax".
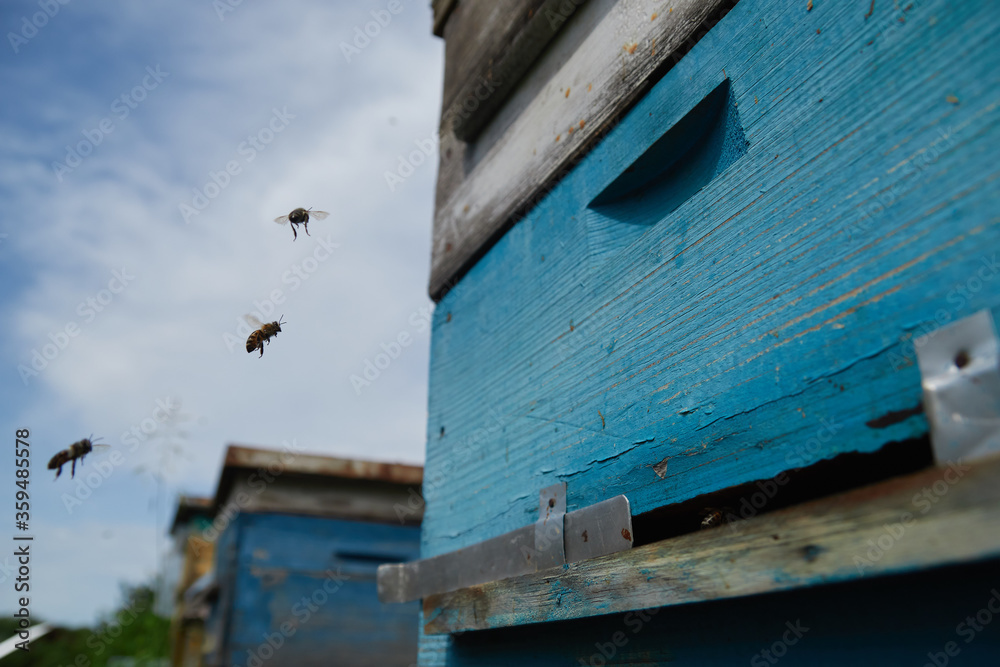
[
  {"xmin": 444, "ymin": 0, "xmax": 587, "ymax": 142},
  {"xmin": 214, "ymin": 445, "xmax": 423, "ymax": 524},
  {"xmin": 440, "ymin": 0, "xmax": 549, "ymax": 115},
  {"xmin": 423, "ymin": 456, "xmax": 1000, "ymax": 633},
  {"xmin": 431, "ymin": 0, "xmax": 729, "ymax": 298},
  {"xmin": 432, "ymin": 0, "xmax": 460, "ymax": 37},
  {"xmin": 225, "ymin": 476, "xmax": 420, "ymax": 524}
]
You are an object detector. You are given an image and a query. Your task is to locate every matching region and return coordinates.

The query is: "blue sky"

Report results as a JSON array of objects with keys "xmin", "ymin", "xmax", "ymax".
[{"xmin": 0, "ymin": 0, "xmax": 442, "ymax": 626}]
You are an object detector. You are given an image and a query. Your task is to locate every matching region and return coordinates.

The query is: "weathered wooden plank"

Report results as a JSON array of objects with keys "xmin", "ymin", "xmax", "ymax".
[
  {"xmin": 431, "ymin": 0, "xmax": 731, "ymax": 298},
  {"xmin": 226, "ymin": 475, "xmax": 420, "ymax": 524},
  {"xmin": 423, "ymin": 456, "xmax": 1000, "ymax": 633},
  {"xmin": 418, "ymin": 559, "xmax": 1000, "ymax": 665},
  {"xmin": 439, "ymin": 0, "xmax": 552, "ymax": 115},
  {"xmin": 214, "ymin": 445, "xmax": 423, "ymax": 524},
  {"xmin": 421, "ymin": 0, "xmax": 1000, "ymax": 560},
  {"xmin": 444, "ymin": 0, "xmax": 588, "ymax": 142},
  {"xmin": 431, "ymin": 0, "xmax": 459, "ymax": 37}
]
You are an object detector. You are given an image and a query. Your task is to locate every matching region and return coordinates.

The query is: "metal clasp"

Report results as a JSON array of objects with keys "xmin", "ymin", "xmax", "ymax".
[{"xmin": 916, "ymin": 309, "xmax": 1000, "ymax": 463}]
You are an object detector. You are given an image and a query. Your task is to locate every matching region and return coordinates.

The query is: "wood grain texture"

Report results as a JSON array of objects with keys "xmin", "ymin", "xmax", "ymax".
[
  {"xmin": 423, "ymin": 456, "xmax": 1000, "ymax": 632},
  {"xmin": 419, "ymin": 0, "xmax": 1000, "ymax": 658},
  {"xmin": 431, "ymin": 0, "xmax": 732, "ymax": 298},
  {"xmin": 419, "ymin": 0, "xmax": 1000, "ymax": 660},
  {"xmin": 423, "ymin": 0, "xmax": 1000, "ymax": 554},
  {"xmin": 214, "ymin": 513, "xmax": 422, "ymax": 666},
  {"xmin": 226, "ymin": 475, "xmax": 422, "ymax": 525},
  {"xmin": 439, "ymin": 0, "xmax": 553, "ymax": 115},
  {"xmin": 419, "ymin": 559, "xmax": 1000, "ymax": 666},
  {"xmin": 444, "ymin": 0, "xmax": 588, "ymax": 143},
  {"xmin": 432, "ymin": 0, "xmax": 589, "ymax": 222},
  {"xmin": 432, "ymin": 0, "xmax": 459, "ymax": 37}
]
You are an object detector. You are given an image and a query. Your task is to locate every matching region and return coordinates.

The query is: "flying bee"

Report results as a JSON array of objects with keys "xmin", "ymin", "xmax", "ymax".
[
  {"xmin": 48, "ymin": 436, "xmax": 109, "ymax": 479},
  {"xmin": 245, "ymin": 314, "xmax": 285, "ymax": 357},
  {"xmin": 274, "ymin": 207, "xmax": 329, "ymax": 241}
]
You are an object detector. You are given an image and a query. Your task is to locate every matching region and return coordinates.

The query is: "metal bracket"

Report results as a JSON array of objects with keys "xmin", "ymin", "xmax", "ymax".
[
  {"xmin": 915, "ymin": 309, "xmax": 1000, "ymax": 463},
  {"xmin": 533, "ymin": 483, "xmax": 566, "ymax": 570},
  {"xmin": 377, "ymin": 485, "xmax": 633, "ymax": 604}
]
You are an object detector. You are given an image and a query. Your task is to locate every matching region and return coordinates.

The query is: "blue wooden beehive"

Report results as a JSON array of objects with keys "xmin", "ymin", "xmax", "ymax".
[
  {"xmin": 199, "ymin": 446, "xmax": 423, "ymax": 666},
  {"xmin": 380, "ymin": 0, "xmax": 1000, "ymax": 664}
]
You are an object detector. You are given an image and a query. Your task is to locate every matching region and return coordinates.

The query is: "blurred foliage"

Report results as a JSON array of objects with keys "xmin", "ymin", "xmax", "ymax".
[{"xmin": 1, "ymin": 583, "xmax": 170, "ymax": 667}]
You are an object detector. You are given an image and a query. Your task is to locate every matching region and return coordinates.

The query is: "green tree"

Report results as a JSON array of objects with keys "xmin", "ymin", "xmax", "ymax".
[{"xmin": 1, "ymin": 583, "xmax": 170, "ymax": 667}]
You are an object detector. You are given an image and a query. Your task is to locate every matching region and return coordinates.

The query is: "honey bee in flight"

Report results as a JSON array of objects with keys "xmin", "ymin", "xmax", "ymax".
[
  {"xmin": 274, "ymin": 207, "xmax": 329, "ymax": 241},
  {"xmin": 48, "ymin": 436, "xmax": 108, "ymax": 479},
  {"xmin": 245, "ymin": 314, "xmax": 285, "ymax": 357}
]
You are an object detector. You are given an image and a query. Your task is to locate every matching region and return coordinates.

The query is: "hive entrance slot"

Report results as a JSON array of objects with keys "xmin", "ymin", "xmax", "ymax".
[
  {"xmin": 336, "ymin": 550, "xmax": 407, "ymax": 564},
  {"xmin": 584, "ymin": 78, "xmax": 749, "ymax": 268},
  {"xmin": 630, "ymin": 435, "xmax": 935, "ymax": 547}
]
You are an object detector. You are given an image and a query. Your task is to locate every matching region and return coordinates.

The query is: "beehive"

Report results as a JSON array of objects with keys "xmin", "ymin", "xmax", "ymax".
[{"xmin": 404, "ymin": 0, "xmax": 1000, "ymax": 664}]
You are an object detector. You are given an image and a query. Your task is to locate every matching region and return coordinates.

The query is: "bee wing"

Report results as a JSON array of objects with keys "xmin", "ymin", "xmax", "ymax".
[
  {"xmin": 91, "ymin": 444, "xmax": 112, "ymax": 450},
  {"xmin": 274, "ymin": 215, "xmax": 291, "ymax": 225},
  {"xmin": 244, "ymin": 314, "xmax": 264, "ymax": 328},
  {"xmin": 309, "ymin": 211, "xmax": 330, "ymax": 220}
]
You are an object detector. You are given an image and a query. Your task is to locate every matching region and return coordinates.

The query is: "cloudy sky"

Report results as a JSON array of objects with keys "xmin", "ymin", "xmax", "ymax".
[{"xmin": 1, "ymin": 0, "xmax": 441, "ymax": 626}]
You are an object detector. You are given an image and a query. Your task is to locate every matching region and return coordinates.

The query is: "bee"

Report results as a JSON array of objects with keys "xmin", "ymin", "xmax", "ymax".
[
  {"xmin": 699, "ymin": 506, "xmax": 737, "ymax": 530},
  {"xmin": 245, "ymin": 314, "xmax": 285, "ymax": 357},
  {"xmin": 48, "ymin": 436, "xmax": 109, "ymax": 479},
  {"xmin": 274, "ymin": 207, "xmax": 329, "ymax": 241}
]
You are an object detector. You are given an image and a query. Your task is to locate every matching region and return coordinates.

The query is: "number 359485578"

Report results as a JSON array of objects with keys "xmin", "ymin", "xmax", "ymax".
[{"xmin": 15, "ymin": 429, "xmax": 30, "ymax": 525}]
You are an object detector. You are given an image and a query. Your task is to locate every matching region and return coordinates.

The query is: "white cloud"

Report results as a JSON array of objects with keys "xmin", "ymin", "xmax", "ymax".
[{"xmin": 2, "ymin": 0, "xmax": 442, "ymax": 624}]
